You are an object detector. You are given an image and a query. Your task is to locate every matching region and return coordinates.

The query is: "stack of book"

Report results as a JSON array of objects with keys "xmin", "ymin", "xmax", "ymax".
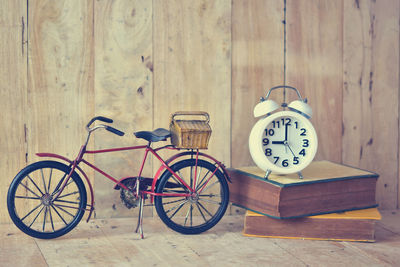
[{"xmin": 227, "ymin": 161, "xmax": 380, "ymax": 242}]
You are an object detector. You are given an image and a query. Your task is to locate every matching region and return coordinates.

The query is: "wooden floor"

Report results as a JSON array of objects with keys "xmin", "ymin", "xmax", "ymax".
[{"xmin": 1, "ymin": 210, "xmax": 400, "ymax": 267}]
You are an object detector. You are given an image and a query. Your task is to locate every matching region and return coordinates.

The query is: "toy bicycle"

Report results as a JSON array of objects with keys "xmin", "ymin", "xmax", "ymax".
[{"xmin": 7, "ymin": 115, "xmax": 230, "ymax": 239}]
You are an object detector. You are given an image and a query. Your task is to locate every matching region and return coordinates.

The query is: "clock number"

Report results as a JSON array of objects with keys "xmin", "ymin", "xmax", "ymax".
[
  {"xmin": 282, "ymin": 118, "xmax": 291, "ymax": 126},
  {"xmin": 263, "ymin": 138, "xmax": 270, "ymax": 146},
  {"xmin": 303, "ymin": 139, "xmax": 309, "ymax": 147},
  {"xmin": 273, "ymin": 156, "xmax": 279, "ymax": 164},
  {"xmin": 300, "ymin": 128, "xmax": 307, "ymax": 136},
  {"xmin": 299, "ymin": 149, "xmax": 306, "ymax": 156},
  {"xmin": 294, "ymin": 121, "xmax": 299, "ymax": 129},
  {"xmin": 293, "ymin": 157, "xmax": 299, "ymax": 165},
  {"xmin": 272, "ymin": 121, "xmax": 280, "ymax": 128},
  {"xmin": 265, "ymin": 148, "xmax": 272, "ymax": 156},
  {"xmin": 282, "ymin": 159, "xmax": 289, "ymax": 167},
  {"xmin": 265, "ymin": 129, "xmax": 275, "ymax": 136}
]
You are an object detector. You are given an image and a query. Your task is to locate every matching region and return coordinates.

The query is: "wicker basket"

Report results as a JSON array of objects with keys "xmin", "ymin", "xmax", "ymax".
[{"xmin": 170, "ymin": 111, "xmax": 212, "ymax": 149}]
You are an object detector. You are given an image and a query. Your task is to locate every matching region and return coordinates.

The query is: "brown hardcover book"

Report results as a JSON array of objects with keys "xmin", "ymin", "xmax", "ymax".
[
  {"xmin": 243, "ymin": 208, "xmax": 381, "ymax": 242},
  {"xmin": 227, "ymin": 161, "xmax": 378, "ymax": 219}
]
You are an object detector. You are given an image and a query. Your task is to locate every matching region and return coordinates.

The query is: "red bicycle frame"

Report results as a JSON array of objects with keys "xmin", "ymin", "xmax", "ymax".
[{"xmin": 36, "ymin": 143, "xmax": 230, "ymax": 223}]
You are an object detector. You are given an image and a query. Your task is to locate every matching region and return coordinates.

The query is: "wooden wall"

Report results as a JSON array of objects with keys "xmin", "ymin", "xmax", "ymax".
[{"xmin": 0, "ymin": 0, "xmax": 399, "ymax": 223}]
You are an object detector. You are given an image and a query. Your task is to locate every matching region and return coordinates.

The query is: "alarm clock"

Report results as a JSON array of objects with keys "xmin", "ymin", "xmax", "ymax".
[{"xmin": 249, "ymin": 85, "xmax": 318, "ymax": 179}]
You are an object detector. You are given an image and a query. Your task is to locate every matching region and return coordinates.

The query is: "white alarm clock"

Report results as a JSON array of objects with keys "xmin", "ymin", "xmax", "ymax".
[{"xmin": 249, "ymin": 86, "xmax": 318, "ymax": 179}]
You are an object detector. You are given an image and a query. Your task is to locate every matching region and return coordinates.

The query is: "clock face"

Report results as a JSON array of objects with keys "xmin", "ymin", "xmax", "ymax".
[{"xmin": 249, "ymin": 111, "xmax": 318, "ymax": 174}]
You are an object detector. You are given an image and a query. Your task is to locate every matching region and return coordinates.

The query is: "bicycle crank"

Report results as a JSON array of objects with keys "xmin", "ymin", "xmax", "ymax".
[{"xmin": 117, "ymin": 177, "xmax": 150, "ymax": 209}]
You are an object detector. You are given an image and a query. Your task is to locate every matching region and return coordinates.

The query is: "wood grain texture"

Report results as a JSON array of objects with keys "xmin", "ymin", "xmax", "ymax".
[
  {"xmin": 1, "ymin": 0, "xmax": 400, "ymax": 224},
  {"xmin": 0, "ymin": 224, "xmax": 47, "ymax": 266},
  {"xmin": 94, "ymin": 0, "xmax": 153, "ymax": 218},
  {"xmin": 27, "ymin": 0, "xmax": 94, "ymax": 221},
  {"xmin": 0, "ymin": 0, "xmax": 27, "ymax": 223},
  {"xmin": 153, "ymin": 0, "xmax": 231, "ymax": 216},
  {"xmin": 231, "ymin": 0, "xmax": 284, "ymax": 168},
  {"xmin": 153, "ymin": 0, "xmax": 231, "ymax": 165},
  {"xmin": 342, "ymin": 0, "xmax": 399, "ymax": 209},
  {"xmin": 286, "ymin": 0, "xmax": 343, "ymax": 163},
  {"xmin": 27, "ymin": 0, "xmax": 94, "ymax": 159},
  {"xmin": 6, "ymin": 215, "xmax": 400, "ymax": 266}
]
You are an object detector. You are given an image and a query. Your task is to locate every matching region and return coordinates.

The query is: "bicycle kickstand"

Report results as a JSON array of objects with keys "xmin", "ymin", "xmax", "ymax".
[{"xmin": 135, "ymin": 195, "xmax": 145, "ymax": 239}]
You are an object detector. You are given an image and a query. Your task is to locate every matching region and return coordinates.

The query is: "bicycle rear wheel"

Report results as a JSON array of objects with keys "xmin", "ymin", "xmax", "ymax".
[
  {"xmin": 155, "ymin": 159, "xmax": 229, "ymax": 234},
  {"xmin": 7, "ymin": 160, "xmax": 87, "ymax": 239}
]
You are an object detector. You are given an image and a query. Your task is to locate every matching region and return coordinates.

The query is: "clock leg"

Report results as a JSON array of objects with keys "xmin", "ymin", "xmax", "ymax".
[
  {"xmin": 264, "ymin": 170, "xmax": 272, "ymax": 180},
  {"xmin": 297, "ymin": 172, "xmax": 303, "ymax": 179}
]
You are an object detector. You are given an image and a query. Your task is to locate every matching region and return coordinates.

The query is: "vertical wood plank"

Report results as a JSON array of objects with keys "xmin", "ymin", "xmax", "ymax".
[
  {"xmin": 153, "ymin": 0, "xmax": 231, "ymax": 217},
  {"xmin": 28, "ymin": 0, "xmax": 94, "ymax": 158},
  {"xmin": 94, "ymin": 0, "xmax": 153, "ymax": 218},
  {"xmin": 231, "ymin": 0, "xmax": 284, "ymax": 168},
  {"xmin": 27, "ymin": 0, "xmax": 94, "ymax": 219},
  {"xmin": 286, "ymin": 0, "xmax": 343, "ymax": 162},
  {"xmin": 343, "ymin": 0, "xmax": 399, "ymax": 209},
  {"xmin": 0, "ymin": 0, "xmax": 27, "ymax": 223},
  {"xmin": 153, "ymin": 0, "xmax": 231, "ymax": 165}
]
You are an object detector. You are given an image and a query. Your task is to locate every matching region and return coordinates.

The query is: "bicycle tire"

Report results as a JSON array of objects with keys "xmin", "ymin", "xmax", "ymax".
[
  {"xmin": 155, "ymin": 159, "xmax": 229, "ymax": 234},
  {"xmin": 7, "ymin": 160, "xmax": 87, "ymax": 239}
]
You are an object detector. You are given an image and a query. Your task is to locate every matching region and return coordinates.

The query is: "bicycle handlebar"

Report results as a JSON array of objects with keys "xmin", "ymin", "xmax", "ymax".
[
  {"xmin": 86, "ymin": 116, "xmax": 113, "ymax": 129},
  {"xmin": 105, "ymin": 125, "xmax": 125, "ymax": 136},
  {"xmin": 86, "ymin": 116, "xmax": 125, "ymax": 137}
]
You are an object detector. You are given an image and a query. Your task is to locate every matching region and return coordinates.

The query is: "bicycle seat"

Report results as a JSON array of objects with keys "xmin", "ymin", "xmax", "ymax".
[{"xmin": 134, "ymin": 128, "xmax": 171, "ymax": 142}]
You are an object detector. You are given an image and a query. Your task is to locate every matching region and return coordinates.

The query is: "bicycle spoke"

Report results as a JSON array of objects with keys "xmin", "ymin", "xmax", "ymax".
[
  {"xmin": 40, "ymin": 169, "xmax": 48, "ymax": 194},
  {"xmin": 48, "ymin": 206, "xmax": 55, "ymax": 232},
  {"xmin": 15, "ymin": 196, "xmax": 41, "ymax": 200},
  {"xmin": 190, "ymin": 204, "xmax": 193, "ymax": 227},
  {"xmin": 190, "ymin": 165, "xmax": 202, "ymax": 191},
  {"xmin": 192, "ymin": 166, "xmax": 200, "ymax": 191},
  {"xmin": 28, "ymin": 206, "xmax": 45, "ymax": 228},
  {"xmin": 165, "ymin": 199, "xmax": 188, "ymax": 215},
  {"xmin": 197, "ymin": 201, "xmax": 213, "ymax": 217},
  {"xmin": 27, "ymin": 175, "xmax": 44, "ymax": 196},
  {"xmin": 52, "ymin": 179, "xmax": 74, "ymax": 197},
  {"xmin": 199, "ymin": 180, "xmax": 219, "ymax": 194},
  {"xmin": 174, "ymin": 171, "xmax": 189, "ymax": 189},
  {"xmin": 51, "ymin": 205, "xmax": 68, "ymax": 225},
  {"xmin": 42, "ymin": 206, "xmax": 48, "ymax": 232},
  {"xmin": 53, "ymin": 203, "xmax": 81, "ymax": 210},
  {"xmin": 183, "ymin": 204, "xmax": 191, "ymax": 226},
  {"xmin": 48, "ymin": 168, "xmax": 53, "ymax": 193},
  {"xmin": 162, "ymin": 189, "xmax": 189, "ymax": 194},
  {"xmin": 51, "ymin": 172, "xmax": 70, "ymax": 196},
  {"xmin": 199, "ymin": 198, "xmax": 221, "ymax": 205},
  {"xmin": 169, "ymin": 200, "xmax": 187, "ymax": 219},
  {"xmin": 162, "ymin": 198, "xmax": 187, "ymax": 206},
  {"xmin": 199, "ymin": 193, "xmax": 221, "ymax": 198},
  {"xmin": 52, "ymin": 204, "xmax": 76, "ymax": 217},
  {"xmin": 56, "ymin": 191, "xmax": 79, "ymax": 200},
  {"xmin": 53, "ymin": 199, "xmax": 81, "ymax": 205},
  {"xmin": 196, "ymin": 170, "xmax": 212, "ymax": 192},
  {"xmin": 190, "ymin": 165, "xmax": 193, "ymax": 188},
  {"xmin": 19, "ymin": 182, "xmax": 41, "ymax": 198},
  {"xmin": 21, "ymin": 203, "xmax": 43, "ymax": 221},
  {"xmin": 196, "ymin": 202, "xmax": 207, "ymax": 223}
]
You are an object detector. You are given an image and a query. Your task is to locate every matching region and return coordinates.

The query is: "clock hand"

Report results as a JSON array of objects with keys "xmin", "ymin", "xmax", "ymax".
[
  {"xmin": 285, "ymin": 122, "xmax": 288, "ymax": 141},
  {"xmin": 272, "ymin": 141, "xmax": 285, "ymax": 145},
  {"xmin": 286, "ymin": 143, "xmax": 296, "ymax": 157},
  {"xmin": 284, "ymin": 122, "xmax": 289, "ymax": 153}
]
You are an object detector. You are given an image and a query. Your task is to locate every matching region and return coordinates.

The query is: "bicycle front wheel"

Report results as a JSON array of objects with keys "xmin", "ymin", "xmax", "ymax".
[
  {"xmin": 7, "ymin": 161, "xmax": 87, "ymax": 239},
  {"xmin": 155, "ymin": 159, "xmax": 229, "ymax": 234}
]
